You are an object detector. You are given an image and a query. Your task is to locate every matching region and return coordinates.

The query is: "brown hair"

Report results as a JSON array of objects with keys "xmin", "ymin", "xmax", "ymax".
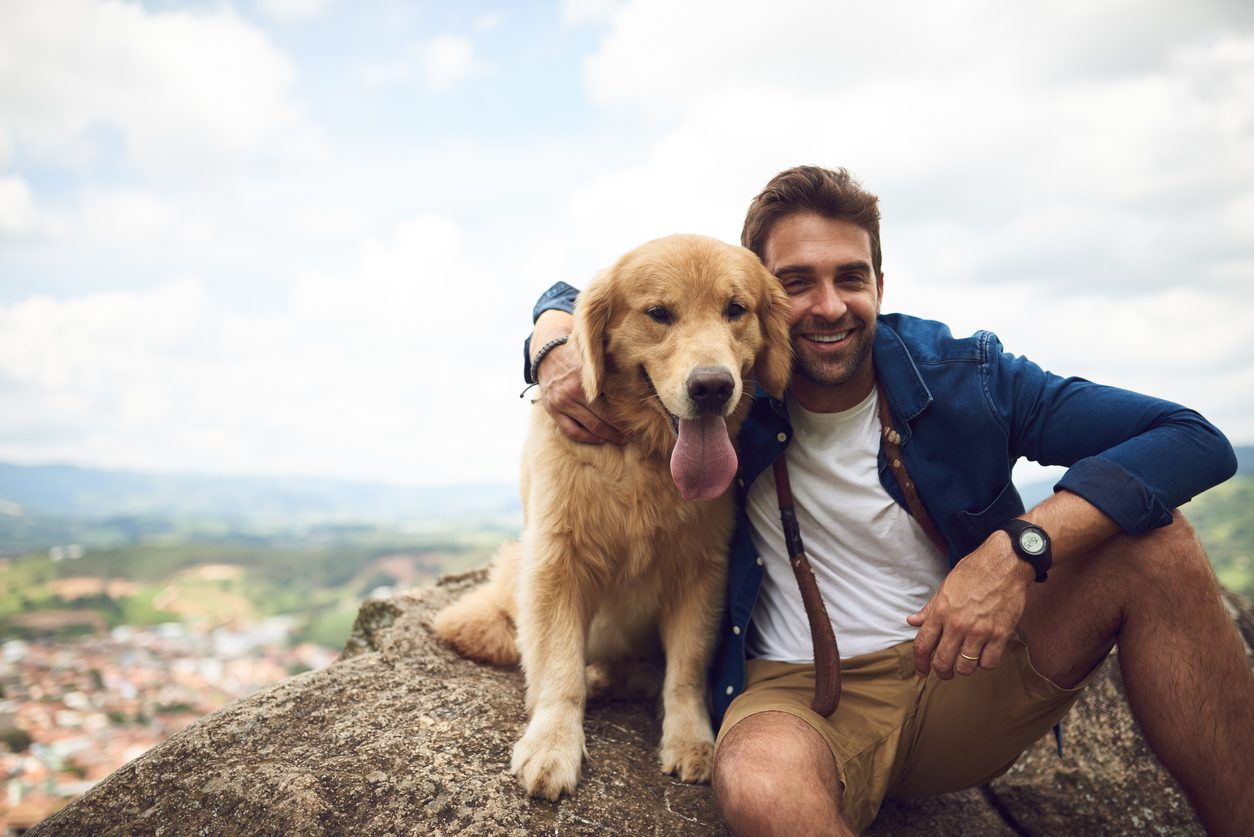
[{"xmin": 741, "ymin": 166, "xmax": 882, "ymax": 276}]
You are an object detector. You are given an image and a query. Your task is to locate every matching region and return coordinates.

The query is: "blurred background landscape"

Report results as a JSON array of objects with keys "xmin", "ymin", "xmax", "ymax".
[
  {"xmin": 0, "ymin": 460, "xmax": 523, "ymax": 828},
  {"xmin": 0, "ymin": 450, "xmax": 1249, "ymax": 828}
]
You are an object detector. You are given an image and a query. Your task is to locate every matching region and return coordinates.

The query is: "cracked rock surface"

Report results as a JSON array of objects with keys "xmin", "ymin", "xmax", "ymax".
[{"xmin": 34, "ymin": 571, "xmax": 1253, "ymax": 836}]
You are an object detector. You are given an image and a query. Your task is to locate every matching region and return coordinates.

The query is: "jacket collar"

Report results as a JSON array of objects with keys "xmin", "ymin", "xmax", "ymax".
[{"xmin": 871, "ymin": 316, "xmax": 932, "ymax": 442}]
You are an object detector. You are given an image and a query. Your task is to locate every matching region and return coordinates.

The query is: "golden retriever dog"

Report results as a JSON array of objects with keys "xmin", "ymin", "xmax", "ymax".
[{"xmin": 433, "ymin": 234, "xmax": 791, "ymax": 800}]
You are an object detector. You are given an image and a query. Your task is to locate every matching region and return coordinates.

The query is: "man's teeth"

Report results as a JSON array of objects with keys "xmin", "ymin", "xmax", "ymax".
[{"xmin": 806, "ymin": 331, "xmax": 851, "ymax": 343}]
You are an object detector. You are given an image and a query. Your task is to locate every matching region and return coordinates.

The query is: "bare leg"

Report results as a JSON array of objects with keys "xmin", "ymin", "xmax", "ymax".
[
  {"xmin": 1018, "ymin": 515, "xmax": 1254, "ymax": 837},
  {"xmin": 713, "ymin": 711, "xmax": 854, "ymax": 836}
]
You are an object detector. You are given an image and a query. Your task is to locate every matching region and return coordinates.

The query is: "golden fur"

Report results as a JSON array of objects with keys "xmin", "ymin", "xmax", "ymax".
[{"xmin": 433, "ymin": 234, "xmax": 791, "ymax": 799}]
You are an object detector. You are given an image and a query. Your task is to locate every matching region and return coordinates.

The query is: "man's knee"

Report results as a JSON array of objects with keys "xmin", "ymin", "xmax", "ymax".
[{"xmin": 713, "ymin": 711, "xmax": 843, "ymax": 833}]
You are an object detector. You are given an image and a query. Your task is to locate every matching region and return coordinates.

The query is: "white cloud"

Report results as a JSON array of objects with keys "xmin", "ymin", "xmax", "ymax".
[
  {"xmin": 419, "ymin": 35, "xmax": 490, "ymax": 92},
  {"xmin": 360, "ymin": 33, "xmax": 491, "ymax": 93},
  {"xmin": 257, "ymin": 0, "xmax": 334, "ymax": 23},
  {"xmin": 0, "ymin": 214, "xmax": 531, "ymax": 483},
  {"xmin": 561, "ymin": 0, "xmax": 625, "ymax": 26},
  {"xmin": 0, "ymin": 176, "xmax": 37, "ymax": 238},
  {"xmin": 0, "ymin": 0, "xmax": 321, "ymax": 174}
]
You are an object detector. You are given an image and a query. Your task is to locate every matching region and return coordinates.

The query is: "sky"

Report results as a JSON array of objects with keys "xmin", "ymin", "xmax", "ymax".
[{"xmin": 1, "ymin": 0, "xmax": 1252, "ymax": 487}]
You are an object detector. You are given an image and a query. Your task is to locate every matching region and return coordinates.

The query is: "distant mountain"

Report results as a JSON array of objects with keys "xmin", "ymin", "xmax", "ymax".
[
  {"xmin": 1237, "ymin": 445, "xmax": 1254, "ymax": 474},
  {"xmin": 0, "ymin": 462, "xmax": 521, "ymax": 525}
]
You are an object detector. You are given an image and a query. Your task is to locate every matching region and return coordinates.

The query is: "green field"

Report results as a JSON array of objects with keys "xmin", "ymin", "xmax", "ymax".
[{"xmin": 0, "ymin": 517, "xmax": 519, "ymax": 648}]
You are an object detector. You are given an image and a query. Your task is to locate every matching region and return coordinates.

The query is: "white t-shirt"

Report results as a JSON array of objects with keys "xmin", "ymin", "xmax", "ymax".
[{"xmin": 746, "ymin": 389, "xmax": 948, "ymax": 662}]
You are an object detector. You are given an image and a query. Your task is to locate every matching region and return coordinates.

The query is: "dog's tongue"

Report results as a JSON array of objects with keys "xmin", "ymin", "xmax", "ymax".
[{"xmin": 671, "ymin": 415, "xmax": 738, "ymax": 501}]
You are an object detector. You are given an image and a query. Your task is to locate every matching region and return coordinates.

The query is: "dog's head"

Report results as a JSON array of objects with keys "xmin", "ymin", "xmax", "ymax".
[{"xmin": 571, "ymin": 234, "xmax": 792, "ymax": 500}]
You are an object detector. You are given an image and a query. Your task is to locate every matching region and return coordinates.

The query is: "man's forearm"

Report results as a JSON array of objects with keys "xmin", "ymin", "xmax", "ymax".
[{"xmin": 1010, "ymin": 489, "xmax": 1122, "ymax": 573}]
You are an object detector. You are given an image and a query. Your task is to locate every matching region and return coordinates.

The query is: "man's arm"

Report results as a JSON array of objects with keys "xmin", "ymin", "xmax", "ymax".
[
  {"xmin": 908, "ymin": 334, "xmax": 1236, "ymax": 678},
  {"xmin": 526, "ymin": 284, "xmax": 626, "ymax": 445}
]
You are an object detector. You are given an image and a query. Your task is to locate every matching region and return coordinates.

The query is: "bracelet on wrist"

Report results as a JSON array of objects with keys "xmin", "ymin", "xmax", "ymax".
[{"xmin": 529, "ymin": 336, "xmax": 570, "ymax": 385}]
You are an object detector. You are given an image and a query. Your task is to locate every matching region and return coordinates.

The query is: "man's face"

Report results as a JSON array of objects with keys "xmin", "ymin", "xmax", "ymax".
[{"xmin": 762, "ymin": 213, "xmax": 883, "ymax": 412}]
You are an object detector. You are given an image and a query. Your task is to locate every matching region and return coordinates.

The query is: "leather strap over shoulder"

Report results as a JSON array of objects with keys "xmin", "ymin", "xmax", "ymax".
[{"xmin": 877, "ymin": 387, "xmax": 949, "ymax": 557}]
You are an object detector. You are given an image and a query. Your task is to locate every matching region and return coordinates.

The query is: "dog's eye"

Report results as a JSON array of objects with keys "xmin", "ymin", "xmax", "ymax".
[
  {"xmin": 726, "ymin": 302, "xmax": 747, "ymax": 320},
  {"xmin": 646, "ymin": 306, "xmax": 672, "ymax": 324}
]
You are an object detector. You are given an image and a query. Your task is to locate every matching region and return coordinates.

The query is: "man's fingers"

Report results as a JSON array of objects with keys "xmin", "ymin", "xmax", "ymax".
[
  {"xmin": 954, "ymin": 646, "xmax": 982, "ymax": 676},
  {"xmin": 580, "ymin": 399, "xmax": 627, "ymax": 445},
  {"xmin": 912, "ymin": 621, "xmax": 941, "ymax": 678},
  {"xmin": 931, "ymin": 631, "xmax": 964, "ymax": 680},
  {"xmin": 977, "ymin": 636, "xmax": 1008, "ymax": 671},
  {"xmin": 553, "ymin": 414, "xmax": 606, "ymax": 445}
]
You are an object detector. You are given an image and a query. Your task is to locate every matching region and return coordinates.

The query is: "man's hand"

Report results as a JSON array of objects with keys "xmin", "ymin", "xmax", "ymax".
[
  {"xmin": 906, "ymin": 537, "xmax": 1034, "ymax": 679},
  {"xmin": 906, "ymin": 490, "xmax": 1122, "ymax": 679},
  {"xmin": 532, "ymin": 310, "xmax": 627, "ymax": 445}
]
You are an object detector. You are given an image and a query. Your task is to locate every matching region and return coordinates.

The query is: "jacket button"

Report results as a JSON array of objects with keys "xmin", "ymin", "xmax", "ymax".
[
  {"xmin": 732, "ymin": 625, "xmax": 741, "ymax": 635},
  {"xmin": 777, "ymin": 432, "xmax": 788, "ymax": 443},
  {"xmin": 756, "ymin": 556, "xmax": 764, "ymax": 566},
  {"xmin": 725, "ymin": 685, "xmax": 734, "ymax": 696}
]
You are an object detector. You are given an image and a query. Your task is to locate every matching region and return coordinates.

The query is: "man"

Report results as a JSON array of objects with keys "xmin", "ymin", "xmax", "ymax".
[{"xmin": 524, "ymin": 166, "xmax": 1251, "ymax": 835}]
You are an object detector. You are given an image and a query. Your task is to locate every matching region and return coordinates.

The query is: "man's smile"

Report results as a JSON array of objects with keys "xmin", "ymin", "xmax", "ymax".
[{"xmin": 801, "ymin": 330, "xmax": 853, "ymax": 345}]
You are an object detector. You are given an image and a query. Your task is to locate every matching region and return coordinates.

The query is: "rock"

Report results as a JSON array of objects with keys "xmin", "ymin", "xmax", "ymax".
[{"xmin": 32, "ymin": 574, "xmax": 1253, "ymax": 836}]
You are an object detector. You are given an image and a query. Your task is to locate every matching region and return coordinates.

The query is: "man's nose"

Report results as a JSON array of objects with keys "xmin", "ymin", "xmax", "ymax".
[{"xmin": 810, "ymin": 283, "xmax": 847, "ymax": 322}]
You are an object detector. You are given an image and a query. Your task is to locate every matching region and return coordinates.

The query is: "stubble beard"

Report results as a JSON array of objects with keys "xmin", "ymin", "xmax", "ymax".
[{"xmin": 791, "ymin": 319, "xmax": 876, "ymax": 390}]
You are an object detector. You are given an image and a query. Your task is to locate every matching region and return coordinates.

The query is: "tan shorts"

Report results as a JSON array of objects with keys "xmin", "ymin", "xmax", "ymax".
[{"xmin": 715, "ymin": 635, "xmax": 1103, "ymax": 832}]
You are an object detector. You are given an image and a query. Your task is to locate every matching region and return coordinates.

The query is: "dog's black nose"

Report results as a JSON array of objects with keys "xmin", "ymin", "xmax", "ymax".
[{"xmin": 687, "ymin": 367, "xmax": 735, "ymax": 414}]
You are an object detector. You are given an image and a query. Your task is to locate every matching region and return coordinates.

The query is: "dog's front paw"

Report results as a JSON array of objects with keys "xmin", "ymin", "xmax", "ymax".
[
  {"xmin": 511, "ymin": 714, "xmax": 585, "ymax": 800},
  {"xmin": 659, "ymin": 735, "xmax": 714, "ymax": 784}
]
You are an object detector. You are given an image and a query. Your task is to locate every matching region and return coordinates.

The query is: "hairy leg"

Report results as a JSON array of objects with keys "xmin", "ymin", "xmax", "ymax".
[
  {"xmin": 714, "ymin": 711, "xmax": 853, "ymax": 837},
  {"xmin": 1018, "ymin": 515, "xmax": 1254, "ymax": 837}
]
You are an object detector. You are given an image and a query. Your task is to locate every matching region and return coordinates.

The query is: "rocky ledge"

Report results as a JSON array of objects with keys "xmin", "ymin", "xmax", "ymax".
[{"xmin": 32, "ymin": 570, "xmax": 1254, "ymax": 836}]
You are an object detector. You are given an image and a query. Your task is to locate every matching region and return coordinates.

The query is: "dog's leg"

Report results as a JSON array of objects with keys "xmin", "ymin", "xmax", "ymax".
[
  {"xmin": 431, "ymin": 541, "xmax": 521, "ymax": 666},
  {"xmin": 511, "ymin": 535, "xmax": 600, "ymax": 800},
  {"xmin": 656, "ymin": 552, "xmax": 726, "ymax": 784}
]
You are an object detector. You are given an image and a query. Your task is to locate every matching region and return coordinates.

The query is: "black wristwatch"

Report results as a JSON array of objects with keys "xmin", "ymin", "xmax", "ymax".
[{"xmin": 999, "ymin": 519, "xmax": 1052, "ymax": 582}]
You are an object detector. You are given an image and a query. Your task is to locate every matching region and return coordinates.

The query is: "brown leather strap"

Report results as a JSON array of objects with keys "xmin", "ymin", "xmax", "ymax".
[
  {"xmin": 876, "ymin": 387, "xmax": 949, "ymax": 556},
  {"xmin": 773, "ymin": 456, "xmax": 841, "ymax": 717}
]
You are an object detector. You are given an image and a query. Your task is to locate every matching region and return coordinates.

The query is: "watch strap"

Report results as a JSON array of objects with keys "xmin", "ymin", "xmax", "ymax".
[{"xmin": 999, "ymin": 518, "xmax": 1052, "ymax": 583}]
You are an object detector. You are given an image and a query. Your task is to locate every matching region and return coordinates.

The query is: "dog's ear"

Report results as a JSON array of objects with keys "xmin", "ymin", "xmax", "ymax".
[
  {"xmin": 572, "ymin": 270, "xmax": 613, "ymax": 402},
  {"xmin": 754, "ymin": 265, "xmax": 793, "ymax": 399}
]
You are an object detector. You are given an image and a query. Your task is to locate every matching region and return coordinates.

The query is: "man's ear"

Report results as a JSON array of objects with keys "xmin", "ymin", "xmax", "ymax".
[
  {"xmin": 754, "ymin": 266, "xmax": 793, "ymax": 399},
  {"xmin": 572, "ymin": 270, "xmax": 613, "ymax": 402}
]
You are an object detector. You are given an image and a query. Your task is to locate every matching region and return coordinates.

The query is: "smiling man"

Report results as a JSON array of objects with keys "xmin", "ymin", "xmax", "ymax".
[{"xmin": 523, "ymin": 166, "xmax": 1252, "ymax": 835}]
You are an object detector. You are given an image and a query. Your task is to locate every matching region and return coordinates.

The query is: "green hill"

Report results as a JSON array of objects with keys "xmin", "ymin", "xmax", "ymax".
[{"xmin": 1187, "ymin": 472, "xmax": 1254, "ymax": 596}]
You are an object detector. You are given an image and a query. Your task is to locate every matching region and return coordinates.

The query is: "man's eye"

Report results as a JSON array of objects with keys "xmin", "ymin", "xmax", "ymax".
[
  {"xmin": 726, "ymin": 302, "xmax": 747, "ymax": 320},
  {"xmin": 646, "ymin": 306, "xmax": 672, "ymax": 324}
]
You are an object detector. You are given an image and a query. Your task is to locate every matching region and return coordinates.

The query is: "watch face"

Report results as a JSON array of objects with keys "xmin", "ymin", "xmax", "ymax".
[{"xmin": 1019, "ymin": 529, "xmax": 1046, "ymax": 556}]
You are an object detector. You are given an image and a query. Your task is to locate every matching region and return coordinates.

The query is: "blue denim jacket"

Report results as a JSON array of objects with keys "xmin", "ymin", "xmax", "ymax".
[{"xmin": 526, "ymin": 283, "xmax": 1238, "ymax": 723}]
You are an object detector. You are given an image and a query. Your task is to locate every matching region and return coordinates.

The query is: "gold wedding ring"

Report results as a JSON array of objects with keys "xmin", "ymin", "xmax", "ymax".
[{"xmin": 959, "ymin": 651, "xmax": 980, "ymax": 661}]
